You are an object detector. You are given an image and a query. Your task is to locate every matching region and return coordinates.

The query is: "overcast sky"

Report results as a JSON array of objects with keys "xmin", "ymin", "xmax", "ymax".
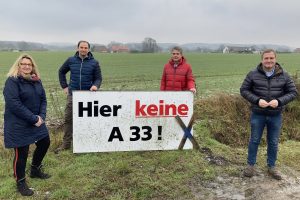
[{"xmin": 1, "ymin": 0, "xmax": 300, "ymax": 47}]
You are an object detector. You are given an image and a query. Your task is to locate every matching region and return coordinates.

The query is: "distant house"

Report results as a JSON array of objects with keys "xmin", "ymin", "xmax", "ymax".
[
  {"xmin": 223, "ymin": 46, "xmax": 254, "ymax": 54},
  {"xmin": 110, "ymin": 45, "xmax": 129, "ymax": 53},
  {"xmin": 92, "ymin": 45, "xmax": 108, "ymax": 53},
  {"xmin": 222, "ymin": 46, "xmax": 229, "ymax": 53},
  {"xmin": 294, "ymin": 48, "xmax": 300, "ymax": 53}
]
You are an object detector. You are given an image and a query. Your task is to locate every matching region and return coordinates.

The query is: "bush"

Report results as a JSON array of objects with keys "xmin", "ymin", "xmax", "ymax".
[{"xmin": 195, "ymin": 92, "xmax": 300, "ymax": 147}]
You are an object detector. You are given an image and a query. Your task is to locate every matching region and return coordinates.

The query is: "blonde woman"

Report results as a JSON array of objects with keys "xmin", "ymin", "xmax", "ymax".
[{"xmin": 3, "ymin": 54, "xmax": 51, "ymax": 196}]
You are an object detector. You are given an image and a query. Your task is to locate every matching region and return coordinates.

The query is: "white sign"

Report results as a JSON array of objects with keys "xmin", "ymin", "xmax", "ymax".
[{"xmin": 73, "ymin": 91, "xmax": 194, "ymax": 153}]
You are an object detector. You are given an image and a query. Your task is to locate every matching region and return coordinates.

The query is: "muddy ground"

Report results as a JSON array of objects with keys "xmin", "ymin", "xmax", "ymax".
[{"xmin": 189, "ymin": 148, "xmax": 300, "ymax": 200}]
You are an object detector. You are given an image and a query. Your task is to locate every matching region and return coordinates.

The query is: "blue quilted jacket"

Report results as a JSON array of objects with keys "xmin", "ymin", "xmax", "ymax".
[{"xmin": 58, "ymin": 51, "xmax": 102, "ymax": 93}]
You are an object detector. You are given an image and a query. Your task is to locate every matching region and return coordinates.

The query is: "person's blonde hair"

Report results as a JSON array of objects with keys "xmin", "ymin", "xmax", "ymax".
[{"xmin": 7, "ymin": 54, "xmax": 40, "ymax": 78}]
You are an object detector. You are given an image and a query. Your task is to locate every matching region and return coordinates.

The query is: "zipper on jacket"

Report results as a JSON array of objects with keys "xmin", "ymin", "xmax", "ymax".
[
  {"xmin": 267, "ymin": 78, "xmax": 271, "ymax": 101},
  {"xmin": 80, "ymin": 58, "xmax": 83, "ymax": 90},
  {"xmin": 172, "ymin": 67, "xmax": 177, "ymax": 90}
]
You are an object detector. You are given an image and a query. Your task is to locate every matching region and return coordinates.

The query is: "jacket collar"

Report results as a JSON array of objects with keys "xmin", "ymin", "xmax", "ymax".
[
  {"xmin": 169, "ymin": 56, "xmax": 186, "ymax": 68},
  {"xmin": 74, "ymin": 51, "xmax": 94, "ymax": 60},
  {"xmin": 257, "ymin": 62, "xmax": 283, "ymax": 76}
]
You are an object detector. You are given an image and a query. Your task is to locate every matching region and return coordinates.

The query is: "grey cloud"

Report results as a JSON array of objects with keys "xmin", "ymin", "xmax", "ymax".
[{"xmin": 0, "ymin": 0, "xmax": 300, "ymax": 47}]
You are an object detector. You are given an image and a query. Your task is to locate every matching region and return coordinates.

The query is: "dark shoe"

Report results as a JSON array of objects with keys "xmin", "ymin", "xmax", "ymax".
[
  {"xmin": 243, "ymin": 165, "xmax": 256, "ymax": 177},
  {"xmin": 268, "ymin": 167, "xmax": 282, "ymax": 180},
  {"xmin": 54, "ymin": 144, "xmax": 71, "ymax": 154},
  {"xmin": 17, "ymin": 181, "xmax": 34, "ymax": 196},
  {"xmin": 30, "ymin": 164, "xmax": 51, "ymax": 179}
]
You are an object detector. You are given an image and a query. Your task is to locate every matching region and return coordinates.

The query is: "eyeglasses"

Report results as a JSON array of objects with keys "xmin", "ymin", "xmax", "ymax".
[{"xmin": 20, "ymin": 63, "xmax": 33, "ymax": 67}]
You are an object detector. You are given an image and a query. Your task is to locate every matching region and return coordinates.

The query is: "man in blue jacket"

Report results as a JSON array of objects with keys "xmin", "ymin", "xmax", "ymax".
[
  {"xmin": 56, "ymin": 40, "xmax": 102, "ymax": 153},
  {"xmin": 240, "ymin": 49, "xmax": 297, "ymax": 180}
]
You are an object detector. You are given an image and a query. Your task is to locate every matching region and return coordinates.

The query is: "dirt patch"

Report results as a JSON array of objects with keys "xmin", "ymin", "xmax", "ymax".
[
  {"xmin": 189, "ymin": 165, "xmax": 300, "ymax": 200},
  {"xmin": 200, "ymin": 147, "xmax": 229, "ymax": 166}
]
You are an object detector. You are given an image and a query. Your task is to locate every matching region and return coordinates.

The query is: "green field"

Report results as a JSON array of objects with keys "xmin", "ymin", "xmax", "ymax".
[
  {"xmin": 0, "ymin": 52, "xmax": 299, "ymax": 199},
  {"xmin": 1, "ymin": 52, "xmax": 300, "ymax": 123},
  {"xmin": 1, "ymin": 52, "xmax": 300, "ymax": 92}
]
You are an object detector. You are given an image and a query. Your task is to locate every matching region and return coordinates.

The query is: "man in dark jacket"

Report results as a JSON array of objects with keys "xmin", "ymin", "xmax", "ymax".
[
  {"xmin": 56, "ymin": 40, "xmax": 102, "ymax": 153},
  {"xmin": 240, "ymin": 49, "xmax": 297, "ymax": 180}
]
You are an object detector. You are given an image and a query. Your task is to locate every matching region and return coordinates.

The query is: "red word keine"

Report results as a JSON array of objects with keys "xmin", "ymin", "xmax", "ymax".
[{"xmin": 135, "ymin": 100, "xmax": 189, "ymax": 118}]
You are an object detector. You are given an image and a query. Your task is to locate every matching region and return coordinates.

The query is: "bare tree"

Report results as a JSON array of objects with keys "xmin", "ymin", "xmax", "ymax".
[{"xmin": 142, "ymin": 37, "xmax": 159, "ymax": 53}]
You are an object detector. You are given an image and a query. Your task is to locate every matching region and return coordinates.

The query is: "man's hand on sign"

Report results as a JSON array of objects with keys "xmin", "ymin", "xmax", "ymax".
[{"xmin": 90, "ymin": 85, "xmax": 98, "ymax": 91}]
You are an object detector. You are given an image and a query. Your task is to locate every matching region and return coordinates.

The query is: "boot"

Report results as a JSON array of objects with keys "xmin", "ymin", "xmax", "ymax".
[
  {"xmin": 30, "ymin": 164, "xmax": 51, "ymax": 179},
  {"xmin": 268, "ymin": 167, "xmax": 282, "ymax": 180},
  {"xmin": 243, "ymin": 165, "xmax": 256, "ymax": 177},
  {"xmin": 17, "ymin": 180, "xmax": 34, "ymax": 196}
]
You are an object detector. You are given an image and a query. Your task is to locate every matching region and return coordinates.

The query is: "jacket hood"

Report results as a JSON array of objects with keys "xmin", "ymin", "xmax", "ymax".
[
  {"xmin": 74, "ymin": 51, "xmax": 94, "ymax": 60},
  {"xmin": 168, "ymin": 56, "xmax": 187, "ymax": 67},
  {"xmin": 257, "ymin": 62, "xmax": 283, "ymax": 76}
]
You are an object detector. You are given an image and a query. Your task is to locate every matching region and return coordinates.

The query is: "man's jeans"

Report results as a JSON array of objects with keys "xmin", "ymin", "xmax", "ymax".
[{"xmin": 247, "ymin": 112, "xmax": 282, "ymax": 167}]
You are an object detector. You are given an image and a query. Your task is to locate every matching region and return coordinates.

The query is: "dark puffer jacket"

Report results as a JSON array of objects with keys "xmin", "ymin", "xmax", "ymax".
[
  {"xmin": 58, "ymin": 51, "xmax": 102, "ymax": 93},
  {"xmin": 160, "ymin": 57, "xmax": 195, "ymax": 91},
  {"xmin": 3, "ymin": 77, "xmax": 49, "ymax": 148},
  {"xmin": 240, "ymin": 63, "xmax": 298, "ymax": 115}
]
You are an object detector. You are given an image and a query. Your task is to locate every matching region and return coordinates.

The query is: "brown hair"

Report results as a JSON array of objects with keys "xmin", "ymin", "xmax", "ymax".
[
  {"xmin": 171, "ymin": 46, "xmax": 183, "ymax": 54},
  {"xmin": 77, "ymin": 40, "xmax": 90, "ymax": 49},
  {"xmin": 261, "ymin": 49, "xmax": 276, "ymax": 59}
]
